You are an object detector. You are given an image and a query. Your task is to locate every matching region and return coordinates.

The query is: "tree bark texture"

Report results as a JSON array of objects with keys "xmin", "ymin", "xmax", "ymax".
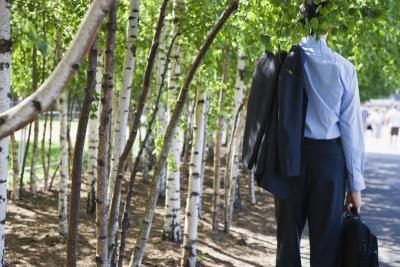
[
  {"xmin": 66, "ymin": 39, "xmax": 98, "ymax": 267},
  {"xmin": 96, "ymin": 0, "xmax": 117, "ymax": 265},
  {"xmin": 10, "ymin": 133, "xmax": 19, "ymax": 202},
  {"xmin": 0, "ymin": 0, "xmax": 115, "ymax": 139},
  {"xmin": 212, "ymin": 45, "xmax": 229, "ymax": 231},
  {"xmin": 163, "ymin": 0, "xmax": 185, "ymax": 242},
  {"xmin": 29, "ymin": 47, "xmax": 39, "ymax": 198},
  {"xmin": 116, "ymin": 30, "xmax": 175, "ymax": 267},
  {"xmin": 156, "ymin": 20, "xmax": 169, "ymax": 201},
  {"xmin": 128, "ymin": 1, "xmax": 239, "ymax": 265},
  {"xmin": 0, "ymin": 0, "xmax": 11, "ymax": 263},
  {"xmin": 181, "ymin": 87, "xmax": 207, "ymax": 267},
  {"xmin": 87, "ymin": 51, "xmax": 103, "ymax": 215},
  {"xmin": 107, "ymin": 0, "xmax": 140, "ymax": 262},
  {"xmin": 224, "ymin": 50, "xmax": 245, "ymax": 233},
  {"xmin": 58, "ymin": 92, "xmax": 69, "ymax": 237},
  {"xmin": 41, "ymin": 112, "xmax": 49, "ymax": 190}
]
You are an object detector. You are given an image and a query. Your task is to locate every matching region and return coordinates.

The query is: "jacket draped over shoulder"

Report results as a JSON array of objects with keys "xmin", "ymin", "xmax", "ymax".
[{"xmin": 242, "ymin": 46, "xmax": 306, "ymax": 198}]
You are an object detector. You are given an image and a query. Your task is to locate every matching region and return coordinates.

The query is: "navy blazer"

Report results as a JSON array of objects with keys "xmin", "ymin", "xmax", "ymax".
[{"xmin": 242, "ymin": 45, "xmax": 307, "ymax": 198}]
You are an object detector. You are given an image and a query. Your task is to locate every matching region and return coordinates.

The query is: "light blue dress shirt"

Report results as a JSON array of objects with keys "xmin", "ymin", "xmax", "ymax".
[{"xmin": 299, "ymin": 36, "xmax": 366, "ymax": 192}]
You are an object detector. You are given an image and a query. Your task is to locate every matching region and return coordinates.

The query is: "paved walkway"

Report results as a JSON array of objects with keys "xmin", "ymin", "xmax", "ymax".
[
  {"xmin": 298, "ymin": 135, "xmax": 400, "ymax": 266},
  {"xmin": 361, "ymin": 135, "xmax": 400, "ymax": 267}
]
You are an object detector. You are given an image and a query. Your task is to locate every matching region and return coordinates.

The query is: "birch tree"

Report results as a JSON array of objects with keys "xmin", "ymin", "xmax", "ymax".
[
  {"xmin": 163, "ymin": 0, "xmax": 185, "ymax": 242},
  {"xmin": 66, "ymin": 38, "xmax": 99, "ymax": 267},
  {"xmin": 0, "ymin": 0, "xmax": 11, "ymax": 264},
  {"xmin": 181, "ymin": 86, "xmax": 207, "ymax": 267},
  {"xmin": 10, "ymin": 133, "xmax": 19, "ymax": 202},
  {"xmin": 29, "ymin": 48, "xmax": 39, "ymax": 198},
  {"xmin": 224, "ymin": 50, "xmax": 245, "ymax": 233},
  {"xmin": 86, "ymin": 51, "xmax": 103, "ymax": 215},
  {"xmin": 212, "ymin": 46, "xmax": 229, "ymax": 231},
  {"xmin": 156, "ymin": 21, "xmax": 169, "ymax": 200},
  {"xmin": 107, "ymin": 0, "xmax": 139, "ymax": 204},
  {"xmin": 96, "ymin": 0, "xmax": 117, "ymax": 265},
  {"xmin": 128, "ymin": 1, "xmax": 239, "ymax": 265},
  {"xmin": 107, "ymin": 0, "xmax": 140, "ymax": 263},
  {"xmin": 0, "ymin": 0, "xmax": 115, "ymax": 139},
  {"xmin": 58, "ymin": 92, "xmax": 69, "ymax": 237}
]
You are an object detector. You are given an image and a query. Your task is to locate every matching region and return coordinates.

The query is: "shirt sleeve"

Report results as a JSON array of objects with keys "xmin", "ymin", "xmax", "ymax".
[{"xmin": 339, "ymin": 68, "xmax": 366, "ymax": 192}]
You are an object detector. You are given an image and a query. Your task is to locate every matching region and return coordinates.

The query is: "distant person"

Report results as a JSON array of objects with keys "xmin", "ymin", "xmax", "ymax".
[
  {"xmin": 361, "ymin": 107, "xmax": 369, "ymax": 131},
  {"xmin": 385, "ymin": 106, "xmax": 400, "ymax": 144},
  {"xmin": 369, "ymin": 109, "xmax": 384, "ymax": 139}
]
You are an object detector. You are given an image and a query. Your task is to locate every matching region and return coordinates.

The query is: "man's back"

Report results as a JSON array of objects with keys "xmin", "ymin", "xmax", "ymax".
[
  {"xmin": 299, "ymin": 35, "xmax": 365, "ymax": 192},
  {"xmin": 300, "ymin": 36, "xmax": 355, "ymax": 139}
]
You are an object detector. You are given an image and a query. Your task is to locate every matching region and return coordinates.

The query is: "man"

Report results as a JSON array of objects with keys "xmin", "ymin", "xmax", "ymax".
[
  {"xmin": 274, "ymin": 2, "xmax": 365, "ymax": 266},
  {"xmin": 385, "ymin": 105, "xmax": 400, "ymax": 144}
]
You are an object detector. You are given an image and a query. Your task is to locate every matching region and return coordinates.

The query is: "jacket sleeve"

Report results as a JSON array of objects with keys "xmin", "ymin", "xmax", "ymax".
[{"xmin": 242, "ymin": 51, "xmax": 280, "ymax": 170}]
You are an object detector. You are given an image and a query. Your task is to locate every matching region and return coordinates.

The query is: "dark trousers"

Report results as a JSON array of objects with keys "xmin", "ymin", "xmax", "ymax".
[{"xmin": 275, "ymin": 137, "xmax": 346, "ymax": 267}]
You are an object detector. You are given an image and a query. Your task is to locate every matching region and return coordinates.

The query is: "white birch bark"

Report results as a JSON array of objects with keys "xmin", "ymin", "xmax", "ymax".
[
  {"xmin": 29, "ymin": 120, "xmax": 39, "ymax": 198},
  {"xmin": 86, "ymin": 51, "xmax": 103, "ymax": 214},
  {"xmin": 58, "ymin": 92, "xmax": 69, "ymax": 237},
  {"xmin": 107, "ymin": 0, "xmax": 139, "ymax": 202},
  {"xmin": 156, "ymin": 22, "xmax": 169, "ymax": 199},
  {"xmin": 107, "ymin": 0, "xmax": 140, "ymax": 261},
  {"xmin": 0, "ymin": 0, "xmax": 115, "ymax": 139},
  {"xmin": 163, "ymin": 0, "xmax": 185, "ymax": 242},
  {"xmin": 198, "ymin": 97, "xmax": 210, "ymax": 218},
  {"xmin": 181, "ymin": 87, "xmax": 207, "ymax": 267},
  {"xmin": 226, "ymin": 50, "xmax": 245, "ymax": 233},
  {"xmin": 0, "ymin": 0, "xmax": 11, "ymax": 263},
  {"xmin": 10, "ymin": 133, "xmax": 19, "ymax": 202},
  {"xmin": 249, "ymin": 171, "xmax": 257, "ymax": 204}
]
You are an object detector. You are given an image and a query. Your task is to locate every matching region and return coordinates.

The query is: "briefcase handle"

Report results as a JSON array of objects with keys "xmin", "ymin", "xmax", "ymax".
[{"xmin": 343, "ymin": 207, "xmax": 360, "ymax": 220}]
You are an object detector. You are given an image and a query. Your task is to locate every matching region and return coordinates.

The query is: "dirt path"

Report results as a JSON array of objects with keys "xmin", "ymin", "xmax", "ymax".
[{"xmin": 5, "ymin": 166, "xmax": 278, "ymax": 266}]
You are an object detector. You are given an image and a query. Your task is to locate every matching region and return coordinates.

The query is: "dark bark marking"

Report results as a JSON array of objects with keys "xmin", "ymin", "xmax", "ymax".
[
  {"xmin": 0, "ymin": 39, "xmax": 12, "ymax": 54},
  {"xmin": 71, "ymin": 63, "xmax": 80, "ymax": 71},
  {"xmin": 32, "ymin": 100, "xmax": 42, "ymax": 112}
]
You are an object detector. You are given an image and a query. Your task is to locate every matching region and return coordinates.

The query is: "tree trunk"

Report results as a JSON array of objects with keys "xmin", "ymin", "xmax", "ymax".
[
  {"xmin": 87, "ymin": 51, "xmax": 103, "ymax": 215},
  {"xmin": 128, "ymin": 2, "xmax": 238, "ymax": 265},
  {"xmin": 41, "ymin": 111, "xmax": 49, "ymax": 190},
  {"xmin": 181, "ymin": 87, "xmax": 207, "ymax": 267},
  {"xmin": 0, "ymin": 0, "xmax": 116, "ymax": 139},
  {"xmin": 47, "ymin": 107, "xmax": 54, "ymax": 188},
  {"xmin": 58, "ymin": 93, "xmax": 69, "ymax": 237},
  {"xmin": 19, "ymin": 122, "xmax": 32, "ymax": 196},
  {"xmin": 156, "ymin": 20, "xmax": 169, "ymax": 201},
  {"xmin": 106, "ymin": 0, "xmax": 169, "ymax": 263},
  {"xmin": 66, "ymin": 38, "xmax": 98, "ymax": 267},
  {"xmin": 163, "ymin": 0, "xmax": 185, "ymax": 242},
  {"xmin": 212, "ymin": 45, "xmax": 229, "ymax": 231},
  {"xmin": 116, "ymin": 30, "xmax": 174, "ymax": 266},
  {"xmin": 96, "ymin": 0, "xmax": 117, "ymax": 265},
  {"xmin": 29, "ymin": 47, "xmax": 39, "ymax": 198},
  {"xmin": 10, "ymin": 133, "xmax": 19, "ymax": 202},
  {"xmin": 57, "ymin": 28, "xmax": 69, "ymax": 237},
  {"xmin": 0, "ymin": 0, "xmax": 11, "ymax": 263},
  {"xmin": 197, "ymin": 94, "xmax": 209, "ymax": 219},
  {"xmin": 107, "ymin": 0, "xmax": 139, "ymax": 263},
  {"xmin": 224, "ymin": 50, "xmax": 245, "ymax": 233},
  {"xmin": 181, "ymin": 102, "xmax": 194, "ymax": 183},
  {"xmin": 29, "ymin": 119, "xmax": 39, "ymax": 198}
]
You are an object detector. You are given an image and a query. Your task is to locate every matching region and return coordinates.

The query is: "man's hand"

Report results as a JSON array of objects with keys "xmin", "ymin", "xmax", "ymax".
[{"xmin": 345, "ymin": 191, "xmax": 362, "ymax": 213}]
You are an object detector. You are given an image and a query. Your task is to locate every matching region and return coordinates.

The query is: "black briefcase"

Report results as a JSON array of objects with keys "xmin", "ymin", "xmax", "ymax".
[{"xmin": 340, "ymin": 208, "xmax": 379, "ymax": 267}]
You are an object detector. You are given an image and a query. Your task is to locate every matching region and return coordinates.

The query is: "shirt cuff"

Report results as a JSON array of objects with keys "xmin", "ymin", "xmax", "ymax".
[{"xmin": 346, "ymin": 172, "xmax": 366, "ymax": 192}]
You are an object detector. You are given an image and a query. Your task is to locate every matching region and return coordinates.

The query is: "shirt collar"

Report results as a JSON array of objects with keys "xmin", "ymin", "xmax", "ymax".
[{"xmin": 300, "ymin": 35, "xmax": 327, "ymax": 48}]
